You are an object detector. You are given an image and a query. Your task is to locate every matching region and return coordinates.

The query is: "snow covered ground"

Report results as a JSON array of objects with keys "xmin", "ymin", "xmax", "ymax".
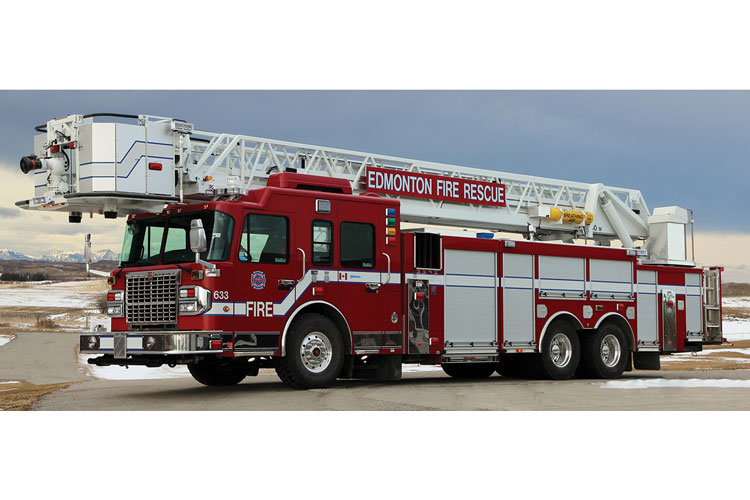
[
  {"xmin": 722, "ymin": 321, "xmax": 750, "ymax": 341},
  {"xmin": 602, "ymin": 378, "xmax": 750, "ymax": 389},
  {"xmin": 722, "ymin": 297, "xmax": 750, "ymax": 340},
  {"xmin": 403, "ymin": 364, "xmax": 443, "ymax": 373},
  {"xmin": 0, "ymin": 280, "xmax": 100, "ymax": 308}
]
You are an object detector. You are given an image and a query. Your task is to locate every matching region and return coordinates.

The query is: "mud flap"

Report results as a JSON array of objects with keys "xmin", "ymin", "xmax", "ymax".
[
  {"xmin": 351, "ymin": 355, "xmax": 403, "ymax": 381},
  {"xmin": 633, "ymin": 351, "xmax": 660, "ymax": 370}
]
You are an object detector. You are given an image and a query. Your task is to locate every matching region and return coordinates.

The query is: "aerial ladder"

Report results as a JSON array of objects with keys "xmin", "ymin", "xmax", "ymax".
[{"xmin": 17, "ymin": 113, "xmax": 694, "ymax": 265}]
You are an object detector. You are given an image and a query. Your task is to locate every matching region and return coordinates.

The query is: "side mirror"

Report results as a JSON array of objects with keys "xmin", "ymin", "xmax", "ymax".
[{"xmin": 190, "ymin": 219, "xmax": 208, "ymax": 255}]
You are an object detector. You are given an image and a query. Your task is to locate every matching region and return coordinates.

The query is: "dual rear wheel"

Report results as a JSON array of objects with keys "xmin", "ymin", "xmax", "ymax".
[
  {"xmin": 496, "ymin": 320, "xmax": 629, "ymax": 380},
  {"xmin": 576, "ymin": 323, "xmax": 629, "ymax": 379}
]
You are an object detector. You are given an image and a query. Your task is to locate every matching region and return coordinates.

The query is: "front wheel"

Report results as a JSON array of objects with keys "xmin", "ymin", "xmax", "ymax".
[
  {"xmin": 275, "ymin": 313, "xmax": 344, "ymax": 389},
  {"xmin": 532, "ymin": 320, "xmax": 580, "ymax": 380}
]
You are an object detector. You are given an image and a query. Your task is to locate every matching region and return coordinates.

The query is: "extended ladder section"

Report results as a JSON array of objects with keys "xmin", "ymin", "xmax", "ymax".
[{"xmin": 16, "ymin": 114, "xmax": 692, "ymax": 262}]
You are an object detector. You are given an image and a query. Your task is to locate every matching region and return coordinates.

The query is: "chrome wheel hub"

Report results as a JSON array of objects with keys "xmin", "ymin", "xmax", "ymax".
[
  {"xmin": 300, "ymin": 331, "xmax": 332, "ymax": 373},
  {"xmin": 600, "ymin": 334, "xmax": 621, "ymax": 368},
  {"xmin": 549, "ymin": 333, "xmax": 573, "ymax": 368}
]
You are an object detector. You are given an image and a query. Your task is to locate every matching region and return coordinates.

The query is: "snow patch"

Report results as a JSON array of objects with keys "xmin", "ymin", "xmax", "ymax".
[
  {"xmin": 722, "ymin": 297, "xmax": 750, "ymax": 308},
  {"xmin": 79, "ymin": 354, "xmax": 191, "ymax": 380},
  {"xmin": 0, "ymin": 334, "xmax": 14, "ymax": 347},
  {"xmin": 0, "ymin": 282, "xmax": 97, "ymax": 308},
  {"xmin": 403, "ymin": 364, "xmax": 443, "ymax": 373},
  {"xmin": 660, "ymin": 348, "xmax": 750, "ymax": 361},
  {"xmin": 722, "ymin": 320, "xmax": 750, "ymax": 341},
  {"xmin": 661, "ymin": 356, "xmax": 750, "ymax": 364},
  {"xmin": 0, "ymin": 381, "xmax": 20, "ymax": 385},
  {"xmin": 602, "ymin": 378, "xmax": 750, "ymax": 389}
]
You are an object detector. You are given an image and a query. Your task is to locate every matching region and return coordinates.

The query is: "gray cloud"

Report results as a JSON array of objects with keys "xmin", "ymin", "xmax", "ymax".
[{"xmin": 0, "ymin": 207, "xmax": 21, "ymax": 218}]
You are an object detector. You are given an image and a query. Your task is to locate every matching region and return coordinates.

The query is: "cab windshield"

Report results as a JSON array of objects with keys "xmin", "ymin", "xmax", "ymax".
[{"xmin": 120, "ymin": 211, "xmax": 235, "ymax": 267}]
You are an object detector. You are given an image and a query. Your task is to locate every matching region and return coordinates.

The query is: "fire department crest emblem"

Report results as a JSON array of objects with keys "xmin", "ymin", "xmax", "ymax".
[{"xmin": 251, "ymin": 271, "xmax": 266, "ymax": 290}]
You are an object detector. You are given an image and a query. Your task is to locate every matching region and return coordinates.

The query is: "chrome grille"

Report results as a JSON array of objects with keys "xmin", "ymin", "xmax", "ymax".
[{"xmin": 125, "ymin": 271, "xmax": 179, "ymax": 327}]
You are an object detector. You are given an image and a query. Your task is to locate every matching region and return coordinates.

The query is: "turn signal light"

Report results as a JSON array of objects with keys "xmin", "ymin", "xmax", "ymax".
[{"xmin": 210, "ymin": 340, "xmax": 223, "ymax": 350}]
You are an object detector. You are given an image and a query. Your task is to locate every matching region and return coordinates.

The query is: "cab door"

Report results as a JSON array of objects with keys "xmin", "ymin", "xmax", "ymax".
[
  {"xmin": 337, "ymin": 220, "xmax": 383, "ymax": 352},
  {"xmin": 233, "ymin": 210, "xmax": 298, "ymax": 354}
]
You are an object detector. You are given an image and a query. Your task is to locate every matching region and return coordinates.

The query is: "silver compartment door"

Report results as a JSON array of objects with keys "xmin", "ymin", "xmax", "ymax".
[
  {"xmin": 502, "ymin": 253, "xmax": 535, "ymax": 347},
  {"xmin": 443, "ymin": 250, "xmax": 497, "ymax": 348},
  {"xmin": 685, "ymin": 273, "xmax": 703, "ymax": 341},
  {"xmin": 636, "ymin": 270, "xmax": 659, "ymax": 349}
]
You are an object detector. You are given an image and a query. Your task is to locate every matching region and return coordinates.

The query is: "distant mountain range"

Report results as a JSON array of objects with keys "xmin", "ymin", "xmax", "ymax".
[{"xmin": 0, "ymin": 248, "xmax": 119, "ymax": 263}]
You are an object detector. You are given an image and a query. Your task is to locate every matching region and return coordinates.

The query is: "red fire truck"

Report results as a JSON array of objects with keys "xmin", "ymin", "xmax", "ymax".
[{"xmin": 17, "ymin": 114, "xmax": 724, "ymax": 389}]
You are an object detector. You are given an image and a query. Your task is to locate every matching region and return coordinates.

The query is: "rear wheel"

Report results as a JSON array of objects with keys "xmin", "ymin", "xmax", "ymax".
[
  {"xmin": 441, "ymin": 363, "xmax": 496, "ymax": 379},
  {"xmin": 188, "ymin": 360, "xmax": 249, "ymax": 386},
  {"xmin": 532, "ymin": 320, "xmax": 580, "ymax": 380},
  {"xmin": 275, "ymin": 313, "xmax": 344, "ymax": 389},
  {"xmin": 576, "ymin": 323, "xmax": 629, "ymax": 379}
]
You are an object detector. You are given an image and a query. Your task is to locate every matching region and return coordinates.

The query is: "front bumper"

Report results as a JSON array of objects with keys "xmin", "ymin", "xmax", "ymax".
[{"xmin": 80, "ymin": 330, "xmax": 226, "ymax": 358}]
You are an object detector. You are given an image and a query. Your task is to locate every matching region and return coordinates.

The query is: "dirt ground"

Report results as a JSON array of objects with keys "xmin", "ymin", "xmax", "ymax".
[
  {"xmin": 659, "ymin": 339, "xmax": 750, "ymax": 371},
  {"xmin": 0, "ymin": 380, "xmax": 73, "ymax": 411}
]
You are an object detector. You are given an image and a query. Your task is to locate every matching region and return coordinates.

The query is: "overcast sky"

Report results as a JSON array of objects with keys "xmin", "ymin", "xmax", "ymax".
[{"xmin": 0, "ymin": 90, "xmax": 747, "ymax": 278}]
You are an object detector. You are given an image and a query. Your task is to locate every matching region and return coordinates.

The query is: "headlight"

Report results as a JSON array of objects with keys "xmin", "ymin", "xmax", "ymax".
[
  {"xmin": 178, "ymin": 286, "xmax": 211, "ymax": 315},
  {"xmin": 106, "ymin": 289, "xmax": 124, "ymax": 317},
  {"xmin": 179, "ymin": 302, "xmax": 197, "ymax": 313},
  {"xmin": 86, "ymin": 335, "xmax": 100, "ymax": 350},
  {"xmin": 107, "ymin": 305, "xmax": 123, "ymax": 316},
  {"xmin": 144, "ymin": 336, "xmax": 157, "ymax": 350}
]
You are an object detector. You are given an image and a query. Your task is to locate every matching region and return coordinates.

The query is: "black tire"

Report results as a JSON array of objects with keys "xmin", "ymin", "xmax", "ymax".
[
  {"xmin": 532, "ymin": 320, "xmax": 580, "ymax": 380},
  {"xmin": 576, "ymin": 323, "xmax": 629, "ymax": 379},
  {"xmin": 441, "ymin": 363, "xmax": 496, "ymax": 379},
  {"xmin": 188, "ymin": 360, "xmax": 248, "ymax": 386},
  {"xmin": 275, "ymin": 313, "xmax": 344, "ymax": 389}
]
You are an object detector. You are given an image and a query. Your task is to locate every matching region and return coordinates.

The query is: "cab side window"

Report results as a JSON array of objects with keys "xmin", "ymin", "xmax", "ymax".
[
  {"xmin": 312, "ymin": 220, "xmax": 333, "ymax": 266},
  {"xmin": 239, "ymin": 214, "xmax": 289, "ymax": 264},
  {"xmin": 340, "ymin": 221, "xmax": 375, "ymax": 268}
]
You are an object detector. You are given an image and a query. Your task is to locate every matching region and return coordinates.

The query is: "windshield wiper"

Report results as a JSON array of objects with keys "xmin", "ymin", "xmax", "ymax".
[{"xmin": 174, "ymin": 264, "xmax": 192, "ymax": 273}]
